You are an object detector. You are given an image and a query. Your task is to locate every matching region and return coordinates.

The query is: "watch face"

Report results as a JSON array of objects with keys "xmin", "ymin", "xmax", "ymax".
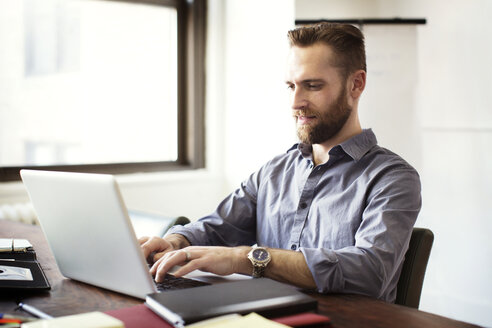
[{"xmin": 253, "ymin": 248, "xmax": 269, "ymax": 262}]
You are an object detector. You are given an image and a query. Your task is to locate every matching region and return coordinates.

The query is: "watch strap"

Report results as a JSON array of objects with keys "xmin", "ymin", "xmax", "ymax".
[{"xmin": 252, "ymin": 263, "xmax": 266, "ymax": 278}]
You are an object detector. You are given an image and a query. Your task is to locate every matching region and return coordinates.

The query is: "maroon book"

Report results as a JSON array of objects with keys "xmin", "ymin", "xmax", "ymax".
[{"xmin": 106, "ymin": 304, "xmax": 331, "ymax": 328}]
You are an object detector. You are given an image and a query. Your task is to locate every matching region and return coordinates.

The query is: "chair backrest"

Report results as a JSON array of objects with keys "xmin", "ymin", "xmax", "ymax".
[
  {"xmin": 128, "ymin": 209, "xmax": 190, "ymax": 237},
  {"xmin": 395, "ymin": 227, "xmax": 434, "ymax": 309}
]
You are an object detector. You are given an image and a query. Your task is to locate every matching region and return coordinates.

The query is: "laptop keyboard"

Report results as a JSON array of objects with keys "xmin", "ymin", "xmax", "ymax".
[{"xmin": 155, "ymin": 274, "xmax": 210, "ymax": 292}]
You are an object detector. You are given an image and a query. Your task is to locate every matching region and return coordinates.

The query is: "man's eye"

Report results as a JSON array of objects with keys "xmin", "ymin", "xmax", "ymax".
[
  {"xmin": 286, "ymin": 84, "xmax": 295, "ymax": 90},
  {"xmin": 307, "ymin": 84, "xmax": 322, "ymax": 89}
]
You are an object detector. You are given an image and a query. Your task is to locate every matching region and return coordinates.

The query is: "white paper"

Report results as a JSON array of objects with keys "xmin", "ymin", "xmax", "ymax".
[{"xmin": 0, "ymin": 265, "xmax": 34, "ymax": 281}]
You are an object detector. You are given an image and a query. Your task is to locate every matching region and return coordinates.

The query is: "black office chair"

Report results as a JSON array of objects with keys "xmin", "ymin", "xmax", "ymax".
[
  {"xmin": 395, "ymin": 227, "xmax": 434, "ymax": 309},
  {"xmin": 128, "ymin": 209, "xmax": 190, "ymax": 237}
]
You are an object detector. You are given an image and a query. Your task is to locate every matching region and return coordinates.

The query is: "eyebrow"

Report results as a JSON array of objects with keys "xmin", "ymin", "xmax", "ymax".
[{"xmin": 285, "ymin": 79, "xmax": 325, "ymax": 84}]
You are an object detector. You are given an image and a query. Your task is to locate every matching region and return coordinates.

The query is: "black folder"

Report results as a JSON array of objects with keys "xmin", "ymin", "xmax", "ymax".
[
  {"xmin": 0, "ymin": 238, "xmax": 50, "ymax": 292},
  {"xmin": 145, "ymin": 278, "xmax": 317, "ymax": 327}
]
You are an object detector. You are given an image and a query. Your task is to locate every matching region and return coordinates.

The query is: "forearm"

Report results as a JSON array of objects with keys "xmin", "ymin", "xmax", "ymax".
[
  {"xmin": 265, "ymin": 248, "xmax": 316, "ymax": 289},
  {"xmin": 234, "ymin": 247, "xmax": 316, "ymax": 290}
]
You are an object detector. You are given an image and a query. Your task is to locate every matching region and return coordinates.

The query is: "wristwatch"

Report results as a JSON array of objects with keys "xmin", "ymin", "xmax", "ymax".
[{"xmin": 247, "ymin": 246, "xmax": 271, "ymax": 278}]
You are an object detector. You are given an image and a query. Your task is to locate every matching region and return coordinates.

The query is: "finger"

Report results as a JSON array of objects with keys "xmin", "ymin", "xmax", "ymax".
[
  {"xmin": 150, "ymin": 250, "xmax": 177, "ymax": 274},
  {"xmin": 173, "ymin": 258, "xmax": 203, "ymax": 277},
  {"xmin": 175, "ymin": 247, "xmax": 238, "ymax": 277},
  {"xmin": 153, "ymin": 250, "xmax": 190, "ymax": 282},
  {"xmin": 154, "ymin": 259, "xmax": 176, "ymax": 282},
  {"xmin": 150, "ymin": 241, "xmax": 182, "ymax": 263},
  {"xmin": 140, "ymin": 236, "xmax": 169, "ymax": 259},
  {"xmin": 138, "ymin": 236, "xmax": 150, "ymax": 245},
  {"xmin": 149, "ymin": 258, "xmax": 160, "ymax": 275},
  {"xmin": 153, "ymin": 250, "xmax": 173, "ymax": 262},
  {"xmin": 171, "ymin": 249, "xmax": 213, "ymax": 276}
]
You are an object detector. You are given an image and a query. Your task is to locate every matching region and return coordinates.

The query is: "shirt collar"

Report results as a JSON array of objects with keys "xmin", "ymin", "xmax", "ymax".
[
  {"xmin": 289, "ymin": 129, "xmax": 378, "ymax": 162},
  {"xmin": 339, "ymin": 129, "xmax": 378, "ymax": 161}
]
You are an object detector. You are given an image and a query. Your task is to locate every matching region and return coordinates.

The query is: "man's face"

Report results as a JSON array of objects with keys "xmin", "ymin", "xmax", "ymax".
[{"xmin": 286, "ymin": 44, "xmax": 352, "ymax": 145}]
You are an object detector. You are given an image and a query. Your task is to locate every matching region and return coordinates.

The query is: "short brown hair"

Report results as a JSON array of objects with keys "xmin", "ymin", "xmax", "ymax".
[{"xmin": 287, "ymin": 23, "xmax": 366, "ymax": 79}]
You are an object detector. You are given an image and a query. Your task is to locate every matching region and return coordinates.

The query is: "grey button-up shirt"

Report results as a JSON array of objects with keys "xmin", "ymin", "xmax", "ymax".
[{"xmin": 168, "ymin": 129, "xmax": 421, "ymax": 302}]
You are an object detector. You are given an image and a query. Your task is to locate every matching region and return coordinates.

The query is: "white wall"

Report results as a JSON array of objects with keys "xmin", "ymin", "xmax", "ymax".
[
  {"xmin": 221, "ymin": 0, "xmax": 296, "ymax": 190},
  {"xmin": 297, "ymin": 0, "xmax": 492, "ymax": 326}
]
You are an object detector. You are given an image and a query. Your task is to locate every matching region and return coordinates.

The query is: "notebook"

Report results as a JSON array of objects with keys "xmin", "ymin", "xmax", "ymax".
[
  {"xmin": 145, "ymin": 278, "xmax": 318, "ymax": 327},
  {"xmin": 20, "ymin": 169, "xmax": 223, "ymax": 299}
]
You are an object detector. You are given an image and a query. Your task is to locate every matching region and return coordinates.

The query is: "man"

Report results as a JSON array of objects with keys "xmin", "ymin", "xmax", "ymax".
[{"xmin": 140, "ymin": 23, "xmax": 421, "ymax": 302}]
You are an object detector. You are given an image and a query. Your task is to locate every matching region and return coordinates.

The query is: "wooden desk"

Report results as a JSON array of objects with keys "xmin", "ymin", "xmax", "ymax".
[{"xmin": 0, "ymin": 220, "xmax": 479, "ymax": 328}]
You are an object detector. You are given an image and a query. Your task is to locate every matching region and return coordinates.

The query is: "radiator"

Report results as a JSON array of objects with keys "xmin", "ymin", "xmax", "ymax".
[{"xmin": 0, "ymin": 203, "xmax": 38, "ymax": 225}]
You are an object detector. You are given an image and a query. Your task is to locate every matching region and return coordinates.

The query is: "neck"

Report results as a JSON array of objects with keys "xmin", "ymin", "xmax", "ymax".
[{"xmin": 311, "ymin": 115, "xmax": 362, "ymax": 166}]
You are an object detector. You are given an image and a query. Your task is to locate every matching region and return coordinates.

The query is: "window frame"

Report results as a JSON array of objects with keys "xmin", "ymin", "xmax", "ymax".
[{"xmin": 0, "ymin": 0, "xmax": 206, "ymax": 182}]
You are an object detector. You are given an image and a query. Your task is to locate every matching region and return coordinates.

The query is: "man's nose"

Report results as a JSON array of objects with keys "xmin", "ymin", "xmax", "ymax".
[{"xmin": 291, "ymin": 88, "xmax": 308, "ymax": 110}]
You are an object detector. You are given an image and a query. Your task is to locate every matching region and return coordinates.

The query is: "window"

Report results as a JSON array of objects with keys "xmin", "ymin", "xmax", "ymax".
[{"xmin": 0, "ymin": 0, "xmax": 205, "ymax": 181}]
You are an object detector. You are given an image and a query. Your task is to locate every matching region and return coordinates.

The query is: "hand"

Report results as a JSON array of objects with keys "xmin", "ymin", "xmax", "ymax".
[
  {"xmin": 150, "ymin": 246, "xmax": 251, "ymax": 283},
  {"xmin": 139, "ymin": 234, "xmax": 190, "ymax": 264}
]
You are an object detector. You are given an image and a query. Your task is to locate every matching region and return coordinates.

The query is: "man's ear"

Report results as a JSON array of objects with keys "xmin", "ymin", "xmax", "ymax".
[{"xmin": 348, "ymin": 70, "xmax": 366, "ymax": 100}]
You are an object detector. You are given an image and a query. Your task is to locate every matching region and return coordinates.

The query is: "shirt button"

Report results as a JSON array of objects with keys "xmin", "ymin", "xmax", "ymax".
[
  {"xmin": 300, "ymin": 202, "xmax": 307, "ymax": 209},
  {"xmin": 291, "ymin": 244, "xmax": 297, "ymax": 250}
]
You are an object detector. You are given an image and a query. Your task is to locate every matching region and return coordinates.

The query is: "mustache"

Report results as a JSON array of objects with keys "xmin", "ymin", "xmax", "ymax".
[{"xmin": 292, "ymin": 109, "xmax": 317, "ymax": 118}]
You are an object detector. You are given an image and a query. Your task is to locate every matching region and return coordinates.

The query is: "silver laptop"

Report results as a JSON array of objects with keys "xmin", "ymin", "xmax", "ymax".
[{"xmin": 20, "ymin": 169, "xmax": 209, "ymax": 299}]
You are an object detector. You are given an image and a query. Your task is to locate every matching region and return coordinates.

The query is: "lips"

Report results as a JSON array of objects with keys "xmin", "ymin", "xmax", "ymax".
[{"xmin": 296, "ymin": 114, "xmax": 316, "ymax": 125}]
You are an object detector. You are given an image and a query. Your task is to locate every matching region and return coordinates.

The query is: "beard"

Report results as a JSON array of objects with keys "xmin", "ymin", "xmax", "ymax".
[{"xmin": 294, "ymin": 87, "xmax": 352, "ymax": 145}]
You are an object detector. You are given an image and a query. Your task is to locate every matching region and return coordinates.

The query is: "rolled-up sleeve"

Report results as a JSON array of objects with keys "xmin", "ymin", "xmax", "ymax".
[{"xmin": 300, "ymin": 166, "xmax": 421, "ymax": 302}]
